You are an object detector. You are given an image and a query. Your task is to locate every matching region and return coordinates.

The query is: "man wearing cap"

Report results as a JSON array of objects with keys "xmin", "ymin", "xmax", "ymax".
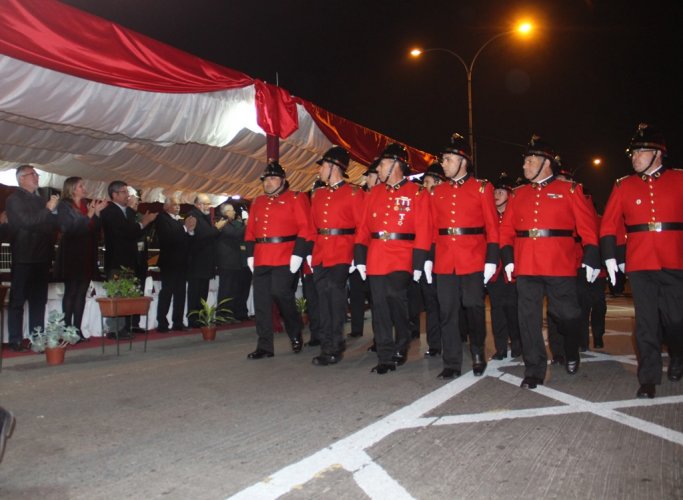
[
  {"xmin": 355, "ymin": 143, "xmax": 432, "ymax": 374},
  {"xmin": 245, "ymin": 161, "xmax": 315, "ymax": 359},
  {"xmin": 420, "ymin": 162, "xmax": 445, "ymax": 358},
  {"xmin": 487, "ymin": 172, "xmax": 522, "ymax": 360},
  {"xmin": 309, "ymin": 146, "xmax": 365, "ymax": 365},
  {"xmin": 500, "ymin": 135, "xmax": 600, "ymax": 389},
  {"xmin": 428, "ymin": 134, "xmax": 500, "ymax": 379},
  {"xmin": 601, "ymin": 124, "xmax": 683, "ymax": 398}
]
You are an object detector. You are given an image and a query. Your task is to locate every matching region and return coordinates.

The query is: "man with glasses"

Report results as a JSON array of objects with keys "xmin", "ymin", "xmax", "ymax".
[
  {"xmin": 5, "ymin": 165, "xmax": 59, "ymax": 351},
  {"xmin": 100, "ymin": 180, "xmax": 157, "ymax": 339},
  {"xmin": 601, "ymin": 124, "xmax": 683, "ymax": 399}
]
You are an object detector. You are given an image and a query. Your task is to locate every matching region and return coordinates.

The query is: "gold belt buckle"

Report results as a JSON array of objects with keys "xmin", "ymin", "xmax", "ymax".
[
  {"xmin": 446, "ymin": 227, "xmax": 455, "ymax": 236},
  {"xmin": 529, "ymin": 228, "xmax": 540, "ymax": 238},
  {"xmin": 648, "ymin": 221, "xmax": 662, "ymax": 232},
  {"xmin": 319, "ymin": 228, "xmax": 330, "ymax": 235},
  {"xmin": 378, "ymin": 231, "xmax": 390, "ymax": 241}
]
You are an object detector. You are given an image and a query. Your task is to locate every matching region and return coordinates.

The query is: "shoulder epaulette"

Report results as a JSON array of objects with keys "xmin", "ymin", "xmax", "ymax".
[
  {"xmin": 479, "ymin": 179, "xmax": 488, "ymax": 193},
  {"xmin": 615, "ymin": 175, "xmax": 629, "ymax": 187},
  {"xmin": 570, "ymin": 181, "xmax": 578, "ymax": 194}
]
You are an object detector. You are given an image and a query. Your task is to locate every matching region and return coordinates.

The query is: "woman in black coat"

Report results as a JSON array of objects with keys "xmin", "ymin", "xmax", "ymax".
[{"xmin": 54, "ymin": 177, "xmax": 107, "ymax": 339}]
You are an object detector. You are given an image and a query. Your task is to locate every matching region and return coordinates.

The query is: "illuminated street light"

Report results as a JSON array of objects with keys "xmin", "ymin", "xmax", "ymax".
[
  {"xmin": 410, "ymin": 22, "xmax": 534, "ymax": 175},
  {"xmin": 592, "ymin": 157, "xmax": 602, "ymax": 167}
]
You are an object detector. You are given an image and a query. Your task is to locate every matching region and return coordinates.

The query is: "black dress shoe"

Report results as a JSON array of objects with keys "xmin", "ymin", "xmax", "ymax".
[
  {"xmin": 291, "ymin": 337, "xmax": 303, "ymax": 353},
  {"xmin": 8, "ymin": 341, "xmax": 27, "ymax": 352},
  {"xmin": 348, "ymin": 331, "xmax": 363, "ymax": 338},
  {"xmin": 636, "ymin": 383, "xmax": 656, "ymax": 399},
  {"xmin": 305, "ymin": 339, "xmax": 321, "ymax": 347},
  {"xmin": 247, "ymin": 348, "xmax": 274, "ymax": 359},
  {"xmin": 392, "ymin": 350, "xmax": 408, "ymax": 366},
  {"xmin": 472, "ymin": 354, "xmax": 487, "ymax": 376},
  {"xmin": 156, "ymin": 326, "xmax": 170, "ymax": 333},
  {"xmin": 551, "ymin": 355, "xmax": 566, "ymax": 366},
  {"xmin": 367, "ymin": 342, "xmax": 377, "ymax": 352},
  {"xmin": 371, "ymin": 363, "xmax": 396, "ymax": 374},
  {"xmin": 520, "ymin": 376, "xmax": 544, "ymax": 389},
  {"xmin": 593, "ymin": 338, "xmax": 604, "ymax": 349},
  {"xmin": 117, "ymin": 330, "xmax": 134, "ymax": 340},
  {"xmin": 131, "ymin": 327, "xmax": 145, "ymax": 334},
  {"xmin": 172, "ymin": 324, "xmax": 188, "ymax": 332},
  {"xmin": 667, "ymin": 358, "xmax": 683, "ymax": 382},
  {"xmin": 565, "ymin": 358, "xmax": 580, "ymax": 375},
  {"xmin": 490, "ymin": 351, "xmax": 506, "ymax": 361},
  {"xmin": 437, "ymin": 368, "xmax": 461, "ymax": 379},
  {"xmin": 511, "ymin": 350, "xmax": 523, "ymax": 359},
  {"xmin": 424, "ymin": 348, "xmax": 441, "ymax": 357},
  {"xmin": 312, "ymin": 353, "xmax": 342, "ymax": 366}
]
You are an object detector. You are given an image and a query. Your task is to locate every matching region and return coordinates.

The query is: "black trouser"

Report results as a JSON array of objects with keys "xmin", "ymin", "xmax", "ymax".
[
  {"xmin": 408, "ymin": 280, "xmax": 423, "ymax": 338},
  {"xmin": 420, "ymin": 276, "xmax": 442, "ymax": 350},
  {"xmin": 578, "ymin": 276, "xmax": 607, "ymax": 347},
  {"xmin": 252, "ymin": 265, "xmax": 302, "ymax": 353},
  {"xmin": 157, "ymin": 267, "xmax": 187, "ymax": 329},
  {"xmin": 349, "ymin": 269, "xmax": 370, "ymax": 335},
  {"xmin": 487, "ymin": 277, "xmax": 520, "ymax": 355},
  {"xmin": 629, "ymin": 269, "xmax": 683, "ymax": 385},
  {"xmin": 302, "ymin": 272, "xmax": 322, "ymax": 343},
  {"xmin": 313, "ymin": 264, "xmax": 349, "ymax": 354},
  {"xmin": 234, "ymin": 267, "xmax": 252, "ymax": 320},
  {"xmin": 547, "ymin": 307, "xmax": 564, "ymax": 358},
  {"xmin": 62, "ymin": 278, "xmax": 90, "ymax": 334},
  {"xmin": 368, "ymin": 272, "xmax": 411, "ymax": 364},
  {"xmin": 436, "ymin": 272, "xmax": 487, "ymax": 371},
  {"xmin": 517, "ymin": 276, "xmax": 582, "ymax": 379},
  {"xmin": 187, "ymin": 277, "xmax": 210, "ymax": 327},
  {"xmin": 8, "ymin": 262, "xmax": 49, "ymax": 343},
  {"xmin": 218, "ymin": 268, "xmax": 241, "ymax": 319}
]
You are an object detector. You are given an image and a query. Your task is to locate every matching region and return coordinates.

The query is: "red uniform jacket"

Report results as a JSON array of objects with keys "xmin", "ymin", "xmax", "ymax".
[
  {"xmin": 355, "ymin": 179, "xmax": 432, "ymax": 275},
  {"xmin": 600, "ymin": 167, "xmax": 683, "ymax": 272},
  {"xmin": 245, "ymin": 188, "xmax": 314, "ymax": 266},
  {"xmin": 311, "ymin": 182, "xmax": 365, "ymax": 267},
  {"xmin": 499, "ymin": 178, "xmax": 599, "ymax": 277},
  {"xmin": 429, "ymin": 175, "xmax": 499, "ymax": 275}
]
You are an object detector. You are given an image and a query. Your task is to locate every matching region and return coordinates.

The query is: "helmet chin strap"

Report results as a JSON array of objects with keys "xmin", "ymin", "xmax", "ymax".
[
  {"xmin": 324, "ymin": 163, "xmax": 333, "ymax": 185},
  {"xmin": 380, "ymin": 159, "xmax": 397, "ymax": 184},
  {"xmin": 447, "ymin": 157, "xmax": 465, "ymax": 181},
  {"xmin": 264, "ymin": 177, "xmax": 284, "ymax": 196},
  {"xmin": 634, "ymin": 150, "xmax": 659, "ymax": 175},
  {"xmin": 527, "ymin": 157, "xmax": 546, "ymax": 182}
]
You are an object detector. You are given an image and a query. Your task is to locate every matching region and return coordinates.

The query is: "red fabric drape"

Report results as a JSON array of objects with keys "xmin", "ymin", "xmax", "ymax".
[{"xmin": 255, "ymin": 82, "xmax": 299, "ymax": 140}]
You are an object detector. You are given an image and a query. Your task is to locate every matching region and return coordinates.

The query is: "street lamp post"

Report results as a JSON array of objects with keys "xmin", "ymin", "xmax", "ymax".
[{"xmin": 410, "ymin": 23, "xmax": 533, "ymax": 176}]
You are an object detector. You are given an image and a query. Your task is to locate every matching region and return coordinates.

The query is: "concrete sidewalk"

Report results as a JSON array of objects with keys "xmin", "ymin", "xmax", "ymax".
[{"xmin": 0, "ymin": 295, "xmax": 681, "ymax": 499}]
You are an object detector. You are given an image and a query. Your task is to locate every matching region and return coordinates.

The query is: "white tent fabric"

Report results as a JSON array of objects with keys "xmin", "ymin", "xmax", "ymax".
[{"xmin": 0, "ymin": 54, "xmax": 366, "ymax": 202}]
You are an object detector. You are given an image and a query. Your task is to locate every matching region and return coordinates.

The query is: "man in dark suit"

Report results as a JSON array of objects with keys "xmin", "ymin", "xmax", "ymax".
[
  {"xmin": 99, "ymin": 180, "xmax": 157, "ymax": 338},
  {"xmin": 216, "ymin": 203, "xmax": 247, "ymax": 322},
  {"xmin": 155, "ymin": 196, "xmax": 196, "ymax": 332},
  {"xmin": 186, "ymin": 194, "xmax": 225, "ymax": 328},
  {"xmin": 5, "ymin": 165, "xmax": 60, "ymax": 351}
]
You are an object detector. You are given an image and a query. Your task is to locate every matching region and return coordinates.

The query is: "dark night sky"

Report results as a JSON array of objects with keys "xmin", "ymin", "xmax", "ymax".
[{"xmin": 60, "ymin": 0, "xmax": 683, "ymax": 211}]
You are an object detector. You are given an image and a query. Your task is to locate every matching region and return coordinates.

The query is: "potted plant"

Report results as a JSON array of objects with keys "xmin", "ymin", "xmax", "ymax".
[
  {"xmin": 29, "ymin": 310, "xmax": 81, "ymax": 365},
  {"xmin": 188, "ymin": 297, "xmax": 233, "ymax": 341},
  {"xmin": 96, "ymin": 266, "xmax": 152, "ymax": 317},
  {"xmin": 296, "ymin": 296, "xmax": 308, "ymax": 325}
]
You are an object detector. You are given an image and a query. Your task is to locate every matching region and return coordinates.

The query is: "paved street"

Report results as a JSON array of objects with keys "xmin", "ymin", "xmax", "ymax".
[{"xmin": 0, "ymin": 294, "xmax": 681, "ymax": 499}]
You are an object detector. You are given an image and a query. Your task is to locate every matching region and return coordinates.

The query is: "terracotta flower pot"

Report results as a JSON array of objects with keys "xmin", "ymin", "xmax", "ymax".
[
  {"xmin": 96, "ymin": 296, "xmax": 152, "ymax": 317},
  {"xmin": 301, "ymin": 313, "xmax": 309, "ymax": 325},
  {"xmin": 200, "ymin": 326, "xmax": 217, "ymax": 341},
  {"xmin": 45, "ymin": 346, "xmax": 66, "ymax": 366}
]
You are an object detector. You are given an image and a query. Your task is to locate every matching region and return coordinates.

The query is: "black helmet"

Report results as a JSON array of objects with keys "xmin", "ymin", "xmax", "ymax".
[
  {"xmin": 555, "ymin": 163, "xmax": 574, "ymax": 180},
  {"xmin": 626, "ymin": 123, "xmax": 667, "ymax": 158},
  {"xmin": 259, "ymin": 160, "xmax": 286, "ymax": 180},
  {"xmin": 364, "ymin": 157, "xmax": 380, "ymax": 176},
  {"xmin": 523, "ymin": 134, "xmax": 560, "ymax": 166},
  {"xmin": 493, "ymin": 172, "xmax": 514, "ymax": 191},
  {"xmin": 424, "ymin": 161, "xmax": 445, "ymax": 181},
  {"xmin": 316, "ymin": 146, "xmax": 350, "ymax": 170},
  {"xmin": 440, "ymin": 133, "xmax": 472, "ymax": 163},
  {"xmin": 379, "ymin": 143, "xmax": 411, "ymax": 175}
]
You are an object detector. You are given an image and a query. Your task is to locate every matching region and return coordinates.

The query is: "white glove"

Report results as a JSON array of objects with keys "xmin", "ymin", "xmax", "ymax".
[
  {"xmin": 483, "ymin": 263, "xmax": 497, "ymax": 284},
  {"xmin": 413, "ymin": 270, "xmax": 422, "ymax": 282},
  {"xmin": 306, "ymin": 255, "xmax": 313, "ymax": 272},
  {"xmin": 605, "ymin": 258, "xmax": 618, "ymax": 287},
  {"xmin": 349, "ymin": 260, "xmax": 356, "ymax": 274},
  {"xmin": 357, "ymin": 264, "xmax": 367, "ymax": 281},
  {"xmin": 504, "ymin": 263, "xmax": 514, "ymax": 282},
  {"xmin": 618, "ymin": 263, "xmax": 625, "ymax": 273},
  {"xmin": 290, "ymin": 255, "xmax": 303, "ymax": 274},
  {"xmin": 582, "ymin": 264, "xmax": 600, "ymax": 283},
  {"xmin": 247, "ymin": 256, "xmax": 254, "ymax": 273},
  {"xmin": 424, "ymin": 260, "xmax": 433, "ymax": 284}
]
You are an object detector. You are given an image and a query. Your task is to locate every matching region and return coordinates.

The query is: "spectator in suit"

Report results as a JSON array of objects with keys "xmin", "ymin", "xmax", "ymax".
[
  {"xmin": 99, "ymin": 180, "xmax": 157, "ymax": 339},
  {"xmin": 186, "ymin": 194, "xmax": 226, "ymax": 328},
  {"xmin": 216, "ymin": 203, "xmax": 247, "ymax": 322},
  {"xmin": 126, "ymin": 188, "xmax": 151, "ymax": 333},
  {"xmin": 5, "ymin": 165, "xmax": 60, "ymax": 351},
  {"xmin": 54, "ymin": 177, "xmax": 107, "ymax": 340},
  {"xmin": 155, "ymin": 196, "xmax": 196, "ymax": 332}
]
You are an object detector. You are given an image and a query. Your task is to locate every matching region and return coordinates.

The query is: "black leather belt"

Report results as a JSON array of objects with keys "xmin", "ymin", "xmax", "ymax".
[
  {"xmin": 516, "ymin": 229, "xmax": 574, "ymax": 238},
  {"xmin": 317, "ymin": 228, "xmax": 356, "ymax": 236},
  {"xmin": 371, "ymin": 231, "xmax": 415, "ymax": 241},
  {"xmin": 438, "ymin": 227, "xmax": 484, "ymax": 236},
  {"xmin": 626, "ymin": 222, "xmax": 683, "ymax": 233},
  {"xmin": 255, "ymin": 235, "xmax": 297, "ymax": 243}
]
